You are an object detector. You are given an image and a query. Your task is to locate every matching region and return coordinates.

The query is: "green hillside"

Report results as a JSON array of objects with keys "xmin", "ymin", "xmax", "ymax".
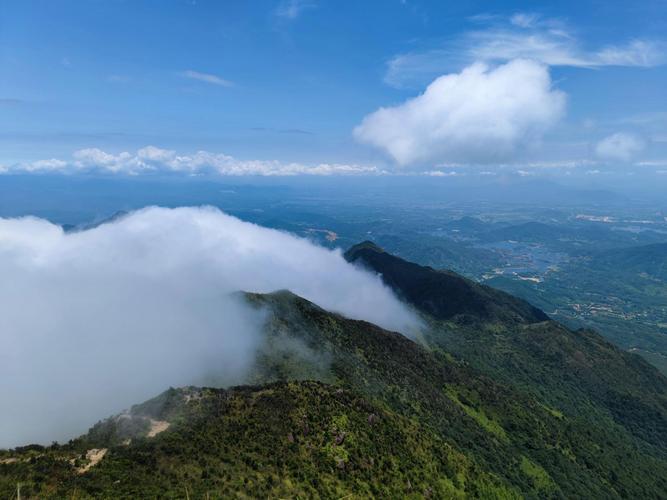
[
  {"xmin": 3, "ymin": 382, "xmax": 514, "ymax": 499},
  {"xmin": 3, "ymin": 245, "xmax": 667, "ymax": 498},
  {"xmin": 594, "ymin": 242, "xmax": 667, "ymax": 281},
  {"xmin": 344, "ymin": 241, "xmax": 548, "ymax": 324},
  {"xmin": 346, "ymin": 242, "xmax": 667, "ymax": 454}
]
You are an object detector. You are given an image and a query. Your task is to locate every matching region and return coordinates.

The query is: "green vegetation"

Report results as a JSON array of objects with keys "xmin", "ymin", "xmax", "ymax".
[
  {"xmin": 487, "ymin": 251, "xmax": 667, "ymax": 375},
  {"xmin": 444, "ymin": 386, "xmax": 508, "ymax": 441},
  {"xmin": 3, "ymin": 245, "xmax": 667, "ymax": 498},
  {"xmin": 2, "ymin": 382, "xmax": 514, "ymax": 498},
  {"xmin": 235, "ymin": 197, "xmax": 667, "ymax": 375},
  {"xmin": 519, "ymin": 456, "xmax": 556, "ymax": 493},
  {"xmin": 344, "ymin": 243, "xmax": 667, "ymax": 496}
]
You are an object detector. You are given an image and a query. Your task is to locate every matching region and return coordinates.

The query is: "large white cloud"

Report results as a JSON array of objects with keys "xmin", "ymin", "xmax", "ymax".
[
  {"xmin": 0, "ymin": 207, "xmax": 418, "ymax": 447},
  {"xmin": 595, "ymin": 132, "xmax": 645, "ymax": 162},
  {"xmin": 355, "ymin": 59, "xmax": 566, "ymax": 166}
]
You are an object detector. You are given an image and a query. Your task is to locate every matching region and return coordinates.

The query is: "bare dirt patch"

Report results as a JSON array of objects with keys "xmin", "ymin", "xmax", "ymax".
[
  {"xmin": 147, "ymin": 419, "xmax": 170, "ymax": 437},
  {"xmin": 73, "ymin": 448, "xmax": 108, "ymax": 474}
]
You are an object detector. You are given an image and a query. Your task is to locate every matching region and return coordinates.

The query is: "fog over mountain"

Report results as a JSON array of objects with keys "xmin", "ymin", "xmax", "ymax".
[{"xmin": 0, "ymin": 206, "xmax": 419, "ymax": 447}]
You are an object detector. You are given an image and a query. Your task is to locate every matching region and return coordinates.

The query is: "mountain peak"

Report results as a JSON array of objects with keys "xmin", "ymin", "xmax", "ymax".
[{"xmin": 344, "ymin": 240, "xmax": 384, "ymax": 261}]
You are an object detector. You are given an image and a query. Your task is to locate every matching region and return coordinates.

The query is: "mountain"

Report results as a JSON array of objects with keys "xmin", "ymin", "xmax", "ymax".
[
  {"xmin": 370, "ymin": 233, "xmax": 504, "ymax": 281},
  {"xmin": 3, "ymin": 246, "xmax": 667, "ymax": 498},
  {"xmin": 62, "ymin": 210, "xmax": 130, "ymax": 233},
  {"xmin": 593, "ymin": 242, "xmax": 667, "ymax": 281},
  {"xmin": 344, "ymin": 241, "xmax": 548, "ymax": 324},
  {"xmin": 444, "ymin": 216, "xmax": 493, "ymax": 232},
  {"xmin": 478, "ymin": 221, "xmax": 666, "ymax": 252},
  {"xmin": 345, "ymin": 242, "xmax": 667, "ymax": 454},
  {"xmin": 5, "ymin": 382, "xmax": 507, "ymax": 498}
]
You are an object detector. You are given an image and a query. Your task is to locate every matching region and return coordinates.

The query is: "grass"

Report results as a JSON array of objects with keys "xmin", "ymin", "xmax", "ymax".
[
  {"xmin": 519, "ymin": 456, "xmax": 556, "ymax": 493},
  {"xmin": 444, "ymin": 385, "xmax": 509, "ymax": 442}
]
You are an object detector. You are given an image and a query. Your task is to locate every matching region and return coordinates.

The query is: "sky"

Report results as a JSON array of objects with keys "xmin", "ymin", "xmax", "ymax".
[{"xmin": 1, "ymin": 0, "xmax": 667, "ymax": 180}]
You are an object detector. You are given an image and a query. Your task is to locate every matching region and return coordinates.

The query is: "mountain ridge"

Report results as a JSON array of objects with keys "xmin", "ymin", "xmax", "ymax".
[
  {"xmin": 345, "ymin": 241, "xmax": 667, "ymax": 457},
  {"xmin": 3, "ymin": 245, "xmax": 667, "ymax": 498},
  {"xmin": 345, "ymin": 240, "xmax": 549, "ymax": 324}
]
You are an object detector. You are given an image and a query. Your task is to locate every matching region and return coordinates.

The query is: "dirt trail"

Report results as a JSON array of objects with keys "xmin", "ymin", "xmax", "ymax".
[{"xmin": 74, "ymin": 448, "xmax": 107, "ymax": 474}]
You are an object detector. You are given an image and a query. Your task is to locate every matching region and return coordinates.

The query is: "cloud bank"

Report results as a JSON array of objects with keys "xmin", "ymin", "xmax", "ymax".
[
  {"xmin": 0, "ymin": 206, "xmax": 418, "ymax": 447},
  {"xmin": 1, "ymin": 146, "xmax": 380, "ymax": 176},
  {"xmin": 355, "ymin": 59, "xmax": 566, "ymax": 166}
]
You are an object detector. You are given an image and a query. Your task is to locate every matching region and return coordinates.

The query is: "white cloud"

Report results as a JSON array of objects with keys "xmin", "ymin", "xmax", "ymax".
[
  {"xmin": 595, "ymin": 132, "xmax": 646, "ymax": 162},
  {"xmin": 423, "ymin": 170, "xmax": 461, "ymax": 177},
  {"xmin": 510, "ymin": 12, "xmax": 540, "ymax": 28},
  {"xmin": 22, "ymin": 159, "xmax": 69, "ymax": 172},
  {"xmin": 0, "ymin": 206, "xmax": 419, "ymax": 447},
  {"xmin": 355, "ymin": 59, "xmax": 566, "ymax": 166},
  {"xmin": 181, "ymin": 70, "xmax": 234, "ymax": 87},
  {"xmin": 519, "ymin": 159, "xmax": 598, "ymax": 169},
  {"xmin": 5, "ymin": 147, "xmax": 381, "ymax": 176},
  {"xmin": 636, "ymin": 160, "xmax": 667, "ymax": 167},
  {"xmin": 595, "ymin": 40, "xmax": 667, "ymax": 67},
  {"xmin": 275, "ymin": 0, "xmax": 316, "ymax": 20},
  {"xmin": 73, "ymin": 148, "xmax": 135, "ymax": 172},
  {"xmin": 385, "ymin": 13, "xmax": 666, "ymax": 87},
  {"xmin": 468, "ymin": 32, "xmax": 666, "ymax": 69}
]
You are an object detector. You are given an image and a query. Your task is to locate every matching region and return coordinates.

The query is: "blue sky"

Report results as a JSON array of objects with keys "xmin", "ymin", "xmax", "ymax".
[{"xmin": 1, "ymin": 0, "xmax": 666, "ymax": 179}]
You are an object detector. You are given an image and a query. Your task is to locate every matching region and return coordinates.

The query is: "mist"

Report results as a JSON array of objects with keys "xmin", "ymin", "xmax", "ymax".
[{"xmin": 0, "ymin": 206, "xmax": 419, "ymax": 448}]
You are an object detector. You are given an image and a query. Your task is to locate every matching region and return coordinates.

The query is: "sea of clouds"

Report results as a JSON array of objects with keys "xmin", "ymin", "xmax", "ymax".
[{"xmin": 0, "ymin": 206, "xmax": 418, "ymax": 447}]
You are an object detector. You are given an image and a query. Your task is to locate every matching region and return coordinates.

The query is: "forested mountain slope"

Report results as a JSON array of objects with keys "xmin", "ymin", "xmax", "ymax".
[
  {"xmin": 3, "ymin": 246, "xmax": 667, "ymax": 498},
  {"xmin": 345, "ymin": 242, "xmax": 667, "ymax": 458}
]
